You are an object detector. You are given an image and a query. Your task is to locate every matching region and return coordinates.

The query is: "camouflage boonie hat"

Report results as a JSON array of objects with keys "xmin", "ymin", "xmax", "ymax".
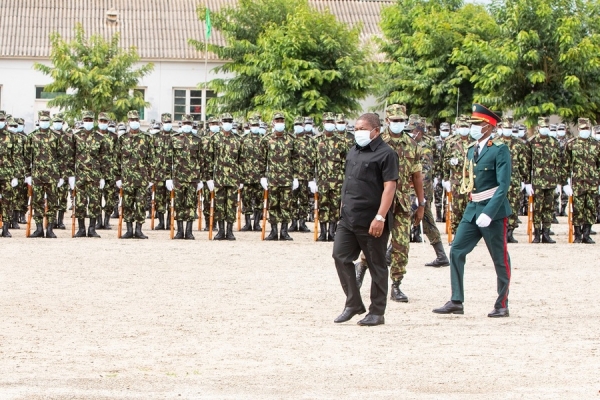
[
  {"xmin": 578, "ymin": 118, "xmax": 590, "ymax": 129},
  {"xmin": 7, "ymin": 117, "xmax": 17, "ymax": 126},
  {"xmin": 81, "ymin": 110, "xmax": 94, "ymax": 120},
  {"xmin": 304, "ymin": 116, "xmax": 314, "ymax": 124},
  {"xmin": 182, "ymin": 114, "xmax": 193, "ymax": 123},
  {"xmin": 52, "ymin": 113, "xmax": 65, "ymax": 122},
  {"xmin": 537, "ymin": 116, "xmax": 549, "ymax": 128},
  {"xmin": 16, "ymin": 118, "xmax": 24, "ymax": 125},
  {"xmin": 161, "ymin": 113, "xmax": 172, "ymax": 123},
  {"xmin": 322, "ymin": 112, "xmax": 335, "ymax": 121},
  {"xmin": 501, "ymin": 117, "xmax": 513, "ymax": 129},
  {"xmin": 98, "ymin": 112, "xmax": 110, "ymax": 121},
  {"xmin": 456, "ymin": 115, "xmax": 470, "ymax": 127},
  {"xmin": 0, "ymin": 110, "xmax": 6, "ymax": 119},
  {"xmin": 249, "ymin": 117, "xmax": 260, "ymax": 125},
  {"xmin": 127, "ymin": 110, "xmax": 140, "ymax": 119},
  {"xmin": 335, "ymin": 113, "xmax": 346, "ymax": 123},
  {"xmin": 440, "ymin": 122, "xmax": 450, "ymax": 131},
  {"xmin": 272, "ymin": 111, "xmax": 285, "ymax": 120},
  {"xmin": 250, "ymin": 112, "xmax": 262, "ymax": 120},
  {"xmin": 386, "ymin": 104, "xmax": 408, "ymax": 119},
  {"xmin": 221, "ymin": 113, "xmax": 233, "ymax": 121},
  {"xmin": 294, "ymin": 116, "xmax": 304, "ymax": 125},
  {"xmin": 208, "ymin": 116, "xmax": 219, "ymax": 124},
  {"xmin": 38, "ymin": 110, "xmax": 51, "ymax": 121}
]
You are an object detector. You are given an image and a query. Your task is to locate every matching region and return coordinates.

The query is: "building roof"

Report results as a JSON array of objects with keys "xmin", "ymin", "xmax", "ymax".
[{"xmin": 0, "ymin": 0, "xmax": 391, "ymax": 61}]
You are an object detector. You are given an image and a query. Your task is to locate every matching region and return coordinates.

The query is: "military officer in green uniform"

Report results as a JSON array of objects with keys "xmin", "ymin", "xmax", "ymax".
[{"xmin": 434, "ymin": 104, "xmax": 512, "ymax": 318}]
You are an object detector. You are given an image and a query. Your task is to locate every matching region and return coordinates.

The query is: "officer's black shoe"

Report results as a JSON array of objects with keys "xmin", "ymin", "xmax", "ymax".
[
  {"xmin": 45, "ymin": 224, "xmax": 57, "ymax": 238},
  {"xmin": 166, "ymin": 211, "xmax": 171, "ymax": 230},
  {"xmin": 334, "ymin": 306, "xmax": 366, "ymax": 323},
  {"xmin": 280, "ymin": 223, "xmax": 293, "ymax": 241},
  {"xmin": 425, "ymin": 242, "xmax": 449, "ymax": 267},
  {"xmin": 30, "ymin": 223, "xmax": 44, "ymax": 238},
  {"xmin": 542, "ymin": 228, "xmax": 556, "ymax": 243},
  {"xmin": 1, "ymin": 223, "xmax": 12, "ymax": 238},
  {"xmin": 355, "ymin": 261, "xmax": 368, "ymax": 289},
  {"xmin": 214, "ymin": 221, "xmax": 226, "ymax": 240},
  {"xmin": 435, "ymin": 207, "xmax": 442, "ymax": 222},
  {"xmin": 488, "ymin": 308, "xmax": 509, "ymax": 318},
  {"xmin": 103, "ymin": 213, "xmax": 112, "ymax": 230},
  {"xmin": 11, "ymin": 210, "xmax": 20, "ymax": 229},
  {"xmin": 390, "ymin": 281, "xmax": 408, "ymax": 302},
  {"xmin": 265, "ymin": 223, "xmax": 278, "ymax": 241},
  {"xmin": 357, "ymin": 314, "xmax": 385, "ymax": 326},
  {"xmin": 121, "ymin": 222, "xmax": 134, "ymax": 239},
  {"xmin": 573, "ymin": 225, "xmax": 582, "ymax": 243},
  {"xmin": 298, "ymin": 219, "xmax": 311, "ymax": 232},
  {"xmin": 532, "ymin": 228, "xmax": 541, "ymax": 243},
  {"xmin": 317, "ymin": 222, "xmax": 327, "ymax": 241},
  {"xmin": 288, "ymin": 219, "xmax": 298, "ymax": 232},
  {"xmin": 87, "ymin": 218, "xmax": 101, "ymax": 238},
  {"xmin": 240, "ymin": 214, "xmax": 252, "ymax": 231},
  {"xmin": 134, "ymin": 222, "xmax": 148, "ymax": 239},
  {"xmin": 95, "ymin": 214, "xmax": 104, "ymax": 230},
  {"xmin": 582, "ymin": 224, "xmax": 595, "ymax": 244},
  {"xmin": 54, "ymin": 210, "xmax": 65, "ymax": 229},
  {"xmin": 74, "ymin": 218, "xmax": 86, "ymax": 238},
  {"xmin": 155, "ymin": 212, "xmax": 165, "ymax": 230},
  {"xmin": 506, "ymin": 228, "xmax": 518, "ymax": 243},
  {"xmin": 327, "ymin": 221, "xmax": 337, "ymax": 242},
  {"xmin": 225, "ymin": 222, "xmax": 236, "ymax": 241},
  {"xmin": 385, "ymin": 244, "xmax": 392, "ymax": 267},
  {"xmin": 253, "ymin": 211, "xmax": 262, "ymax": 231},
  {"xmin": 432, "ymin": 301, "xmax": 464, "ymax": 314},
  {"xmin": 174, "ymin": 220, "xmax": 184, "ymax": 239},
  {"xmin": 185, "ymin": 221, "xmax": 195, "ymax": 240}
]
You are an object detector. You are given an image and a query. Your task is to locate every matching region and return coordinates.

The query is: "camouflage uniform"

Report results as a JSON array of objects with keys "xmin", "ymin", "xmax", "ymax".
[
  {"xmin": 239, "ymin": 117, "xmax": 265, "ymax": 231},
  {"xmin": 100, "ymin": 120, "xmax": 121, "ymax": 226},
  {"xmin": 433, "ymin": 126, "xmax": 449, "ymax": 222},
  {"xmin": 14, "ymin": 118, "xmax": 29, "ymax": 223},
  {"xmin": 50, "ymin": 114, "xmax": 69, "ymax": 229},
  {"xmin": 199, "ymin": 118, "xmax": 219, "ymax": 231},
  {"xmin": 0, "ymin": 113, "xmax": 24, "ymax": 237},
  {"xmin": 441, "ymin": 134, "xmax": 471, "ymax": 235},
  {"xmin": 290, "ymin": 116, "xmax": 316, "ymax": 231},
  {"xmin": 153, "ymin": 113, "xmax": 174, "ymax": 229},
  {"xmin": 555, "ymin": 126, "xmax": 570, "ymax": 216}
]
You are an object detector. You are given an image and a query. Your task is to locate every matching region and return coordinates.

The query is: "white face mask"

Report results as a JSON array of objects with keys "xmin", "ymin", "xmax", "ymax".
[
  {"xmin": 579, "ymin": 129, "xmax": 591, "ymax": 139},
  {"xmin": 354, "ymin": 129, "xmax": 373, "ymax": 147},
  {"xmin": 108, "ymin": 127, "xmax": 116, "ymax": 133},
  {"xmin": 8, "ymin": 126, "xmax": 18, "ymax": 133},
  {"xmin": 0, "ymin": 122, "xmax": 5, "ymax": 129},
  {"xmin": 83, "ymin": 121, "xmax": 94, "ymax": 131},
  {"xmin": 389, "ymin": 122, "xmax": 405, "ymax": 134},
  {"xmin": 440, "ymin": 130, "xmax": 450, "ymax": 138},
  {"xmin": 39, "ymin": 121, "xmax": 50, "ymax": 130},
  {"xmin": 98, "ymin": 123, "xmax": 108, "ymax": 131},
  {"xmin": 209, "ymin": 125, "xmax": 220, "ymax": 133},
  {"xmin": 17, "ymin": 125, "xmax": 24, "ymax": 132},
  {"xmin": 518, "ymin": 129, "xmax": 526, "ymax": 138},
  {"xmin": 222, "ymin": 122, "xmax": 233, "ymax": 131},
  {"xmin": 251, "ymin": 126, "xmax": 259, "ymax": 134},
  {"xmin": 149, "ymin": 129, "xmax": 159, "ymax": 134},
  {"xmin": 336, "ymin": 123, "xmax": 346, "ymax": 131},
  {"xmin": 182, "ymin": 125, "xmax": 193, "ymax": 133},
  {"xmin": 294, "ymin": 125, "xmax": 304, "ymax": 134},
  {"xmin": 259, "ymin": 128, "xmax": 267, "ymax": 135},
  {"xmin": 304, "ymin": 124, "xmax": 313, "ymax": 132},
  {"xmin": 129, "ymin": 121, "xmax": 140, "ymax": 130},
  {"xmin": 502, "ymin": 128, "xmax": 512, "ymax": 137},
  {"xmin": 539, "ymin": 127, "xmax": 550, "ymax": 136},
  {"xmin": 548, "ymin": 130, "xmax": 557, "ymax": 138},
  {"xmin": 244, "ymin": 129, "xmax": 250, "ymax": 135},
  {"xmin": 469, "ymin": 125, "xmax": 484, "ymax": 140},
  {"xmin": 163, "ymin": 123, "xmax": 172, "ymax": 132},
  {"xmin": 557, "ymin": 130, "xmax": 566, "ymax": 137},
  {"xmin": 53, "ymin": 122, "xmax": 63, "ymax": 131},
  {"xmin": 459, "ymin": 127, "xmax": 470, "ymax": 136},
  {"xmin": 274, "ymin": 122, "xmax": 285, "ymax": 132},
  {"xmin": 118, "ymin": 129, "xmax": 126, "ymax": 135},
  {"xmin": 594, "ymin": 133, "xmax": 600, "ymax": 141},
  {"xmin": 324, "ymin": 123, "xmax": 335, "ymax": 132}
]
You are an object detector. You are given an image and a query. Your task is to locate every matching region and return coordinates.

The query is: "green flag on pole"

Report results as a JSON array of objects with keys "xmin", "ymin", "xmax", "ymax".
[{"xmin": 205, "ymin": 8, "xmax": 212, "ymax": 40}]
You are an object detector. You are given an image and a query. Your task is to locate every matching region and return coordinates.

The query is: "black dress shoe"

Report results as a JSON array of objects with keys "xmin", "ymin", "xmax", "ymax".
[
  {"xmin": 334, "ymin": 306, "xmax": 366, "ymax": 323},
  {"xmin": 487, "ymin": 308, "xmax": 509, "ymax": 318},
  {"xmin": 432, "ymin": 301, "xmax": 464, "ymax": 314},
  {"xmin": 357, "ymin": 314, "xmax": 384, "ymax": 326}
]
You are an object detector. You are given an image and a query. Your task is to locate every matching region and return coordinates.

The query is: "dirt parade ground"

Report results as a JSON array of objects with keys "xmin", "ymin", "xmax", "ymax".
[{"xmin": 1, "ymin": 214, "xmax": 599, "ymax": 399}]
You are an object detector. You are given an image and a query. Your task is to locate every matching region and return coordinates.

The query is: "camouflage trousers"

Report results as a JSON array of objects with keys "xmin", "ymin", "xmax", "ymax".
[
  {"xmin": 100, "ymin": 180, "xmax": 120, "ymax": 212},
  {"xmin": 268, "ymin": 186, "xmax": 292, "ymax": 224},
  {"xmin": 554, "ymin": 188, "xmax": 568, "ymax": 216},
  {"xmin": 202, "ymin": 187, "xmax": 211, "ymax": 222},
  {"xmin": 318, "ymin": 184, "xmax": 342, "ymax": 223},
  {"xmin": 17, "ymin": 181, "xmax": 28, "ymax": 213},
  {"xmin": 242, "ymin": 183, "xmax": 262, "ymax": 215},
  {"xmin": 154, "ymin": 181, "xmax": 170, "ymax": 214},
  {"xmin": 56, "ymin": 184, "xmax": 70, "ymax": 212},
  {"xmin": 74, "ymin": 181, "xmax": 102, "ymax": 219},
  {"xmin": 411, "ymin": 198, "xmax": 441, "ymax": 245},
  {"xmin": 450, "ymin": 190, "xmax": 469, "ymax": 234},
  {"xmin": 174, "ymin": 183, "xmax": 198, "ymax": 222},
  {"xmin": 0, "ymin": 180, "xmax": 15, "ymax": 221},
  {"xmin": 390, "ymin": 209, "xmax": 411, "ymax": 283},
  {"xmin": 214, "ymin": 186, "xmax": 238, "ymax": 223},
  {"xmin": 434, "ymin": 184, "xmax": 444, "ymax": 215},
  {"xmin": 123, "ymin": 184, "xmax": 148, "ymax": 224},
  {"xmin": 290, "ymin": 179, "xmax": 311, "ymax": 220},
  {"xmin": 573, "ymin": 189, "xmax": 596, "ymax": 226},
  {"xmin": 32, "ymin": 182, "xmax": 58, "ymax": 224},
  {"xmin": 533, "ymin": 188, "xmax": 554, "ymax": 229},
  {"xmin": 507, "ymin": 181, "xmax": 522, "ymax": 230}
]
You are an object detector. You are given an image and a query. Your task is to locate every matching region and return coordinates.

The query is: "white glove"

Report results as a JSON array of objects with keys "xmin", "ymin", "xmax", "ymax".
[
  {"xmin": 260, "ymin": 177, "xmax": 268, "ymax": 191},
  {"xmin": 292, "ymin": 178, "xmax": 299, "ymax": 190},
  {"xmin": 520, "ymin": 182, "xmax": 525, "ymax": 191},
  {"xmin": 433, "ymin": 177, "xmax": 439, "ymax": 187},
  {"xmin": 239, "ymin": 184, "xmax": 244, "ymax": 189},
  {"xmin": 450, "ymin": 158, "xmax": 459, "ymax": 166},
  {"xmin": 166, "ymin": 179, "xmax": 174, "ymax": 191},
  {"xmin": 598, "ymin": 185, "xmax": 600, "ymax": 195},
  {"xmin": 10, "ymin": 178, "xmax": 18, "ymax": 188},
  {"xmin": 147, "ymin": 182, "xmax": 154, "ymax": 189},
  {"xmin": 308, "ymin": 180, "xmax": 317, "ymax": 194},
  {"xmin": 68, "ymin": 176, "xmax": 75, "ymax": 190},
  {"xmin": 116, "ymin": 180, "xmax": 122, "ymax": 188},
  {"xmin": 476, "ymin": 213, "xmax": 492, "ymax": 228},
  {"xmin": 25, "ymin": 176, "xmax": 32, "ymax": 185},
  {"xmin": 57, "ymin": 178, "xmax": 65, "ymax": 188},
  {"xmin": 442, "ymin": 180, "xmax": 451, "ymax": 192},
  {"xmin": 563, "ymin": 184, "xmax": 573, "ymax": 197},
  {"xmin": 99, "ymin": 179, "xmax": 106, "ymax": 189},
  {"xmin": 207, "ymin": 180, "xmax": 215, "ymax": 192},
  {"xmin": 555, "ymin": 184, "xmax": 561, "ymax": 194},
  {"xmin": 525, "ymin": 184, "xmax": 534, "ymax": 196},
  {"xmin": 197, "ymin": 182, "xmax": 203, "ymax": 191}
]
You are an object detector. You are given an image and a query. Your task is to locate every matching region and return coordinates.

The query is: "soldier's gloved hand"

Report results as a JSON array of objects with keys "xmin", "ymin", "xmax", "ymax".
[
  {"xmin": 308, "ymin": 180, "xmax": 317, "ymax": 194},
  {"xmin": 166, "ymin": 179, "xmax": 174, "ymax": 191},
  {"xmin": 260, "ymin": 177, "xmax": 268, "ymax": 191},
  {"xmin": 197, "ymin": 182, "xmax": 204, "ymax": 191},
  {"xmin": 68, "ymin": 176, "xmax": 75, "ymax": 190},
  {"xmin": 99, "ymin": 179, "xmax": 106, "ymax": 189},
  {"xmin": 292, "ymin": 178, "xmax": 299, "ymax": 190},
  {"xmin": 476, "ymin": 213, "xmax": 492, "ymax": 228},
  {"xmin": 520, "ymin": 182, "xmax": 525, "ymax": 191},
  {"xmin": 442, "ymin": 180, "xmax": 451, "ymax": 192},
  {"xmin": 555, "ymin": 184, "xmax": 561, "ymax": 194},
  {"xmin": 450, "ymin": 158, "xmax": 459, "ymax": 166},
  {"xmin": 563, "ymin": 184, "xmax": 573, "ymax": 197},
  {"xmin": 25, "ymin": 176, "xmax": 32, "ymax": 186},
  {"xmin": 207, "ymin": 180, "xmax": 215, "ymax": 192},
  {"xmin": 239, "ymin": 184, "xmax": 244, "ymax": 189},
  {"xmin": 433, "ymin": 177, "xmax": 439, "ymax": 187},
  {"xmin": 57, "ymin": 178, "xmax": 65, "ymax": 188},
  {"xmin": 525, "ymin": 184, "xmax": 534, "ymax": 196},
  {"xmin": 147, "ymin": 182, "xmax": 154, "ymax": 189},
  {"xmin": 10, "ymin": 178, "xmax": 18, "ymax": 188},
  {"xmin": 116, "ymin": 180, "xmax": 122, "ymax": 189}
]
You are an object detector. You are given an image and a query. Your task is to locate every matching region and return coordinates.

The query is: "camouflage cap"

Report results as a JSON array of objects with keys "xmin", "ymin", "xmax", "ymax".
[
  {"xmin": 577, "ymin": 117, "xmax": 590, "ymax": 129},
  {"xmin": 439, "ymin": 122, "xmax": 450, "ymax": 131},
  {"xmin": 182, "ymin": 114, "xmax": 193, "ymax": 123},
  {"xmin": 386, "ymin": 104, "xmax": 408, "ymax": 119},
  {"xmin": 304, "ymin": 116, "xmax": 314, "ymax": 124},
  {"xmin": 501, "ymin": 117, "xmax": 513, "ymax": 129},
  {"xmin": 221, "ymin": 112, "xmax": 233, "ymax": 121},
  {"xmin": 152, "ymin": 120, "xmax": 161, "ymax": 129},
  {"xmin": 52, "ymin": 113, "xmax": 65, "ymax": 122},
  {"xmin": 108, "ymin": 120, "xmax": 116, "ymax": 127},
  {"xmin": 161, "ymin": 113, "xmax": 172, "ymax": 123},
  {"xmin": 537, "ymin": 116, "xmax": 549, "ymax": 128},
  {"xmin": 98, "ymin": 112, "xmax": 110, "ymax": 121},
  {"xmin": 0, "ymin": 110, "xmax": 6, "ymax": 119},
  {"xmin": 335, "ymin": 113, "xmax": 346, "ymax": 123},
  {"xmin": 5, "ymin": 117, "xmax": 16, "ymax": 125},
  {"xmin": 16, "ymin": 118, "xmax": 24, "ymax": 125},
  {"xmin": 208, "ymin": 116, "xmax": 219, "ymax": 124},
  {"xmin": 249, "ymin": 116, "xmax": 260, "ymax": 125},
  {"xmin": 456, "ymin": 115, "xmax": 470, "ymax": 127},
  {"xmin": 557, "ymin": 123, "xmax": 566, "ymax": 130},
  {"xmin": 127, "ymin": 110, "xmax": 140, "ymax": 119},
  {"xmin": 594, "ymin": 125, "xmax": 600, "ymax": 133},
  {"xmin": 250, "ymin": 112, "xmax": 262, "ymax": 120},
  {"xmin": 322, "ymin": 112, "xmax": 335, "ymax": 121},
  {"xmin": 294, "ymin": 116, "xmax": 304, "ymax": 125},
  {"xmin": 272, "ymin": 111, "xmax": 285, "ymax": 120},
  {"xmin": 81, "ymin": 110, "xmax": 95, "ymax": 120},
  {"xmin": 38, "ymin": 110, "xmax": 51, "ymax": 121},
  {"xmin": 549, "ymin": 124, "xmax": 557, "ymax": 131}
]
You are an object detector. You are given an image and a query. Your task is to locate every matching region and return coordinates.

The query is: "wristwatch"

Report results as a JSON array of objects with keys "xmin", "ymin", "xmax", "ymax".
[
  {"xmin": 418, "ymin": 200, "xmax": 426, "ymax": 207},
  {"xmin": 375, "ymin": 214, "xmax": 385, "ymax": 222}
]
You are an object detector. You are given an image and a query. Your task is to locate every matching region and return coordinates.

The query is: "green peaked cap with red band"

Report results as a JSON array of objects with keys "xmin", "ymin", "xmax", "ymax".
[{"xmin": 469, "ymin": 103, "xmax": 501, "ymax": 127}]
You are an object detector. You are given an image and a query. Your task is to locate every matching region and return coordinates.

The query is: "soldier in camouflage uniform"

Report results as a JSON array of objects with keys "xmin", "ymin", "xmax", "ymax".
[
  {"xmin": 24, "ymin": 110, "xmax": 66, "ymax": 238},
  {"xmin": 289, "ymin": 116, "xmax": 315, "ymax": 233},
  {"xmin": 0, "ymin": 113, "xmax": 23, "ymax": 237},
  {"xmin": 554, "ymin": 123, "xmax": 570, "ymax": 217},
  {"xmin": 115, "ymin": 110, "xmax": 156, "ymax": 239},
  {"xmin": 239, "ymin": 117, "xmax": 265, "ymax": 232},
  {"xmin": 433, "ymin": 122, "xmax": 451, "ymax": 222},
  {"xmin": 260, "ymin": 112, "xmax": 298, "ymax": 241},
  {"xmin": 91, "ymin": 112, "xmax": 115, "ymax": 230},
  {"xmin": 199, "ymin": 117, "xmax": 220, "ymax": 231},
  {"xmin": 65, "ymin": 111, "xmax": 110, "ymax": 238},
  {"xmin": 335, "ymin": 113, "xmax": 353, "ymax": 150},
  {"xmin": 13, "ymin": 117, "xmax": 29, "ymax": 226},
  {"xmin": 152, "ymin": 113, "xmax": 175, "ymax": 230},
  {"xmin": 524, "ymin": 117, "xmax": 562, "ymax": 243},
  {"xmin": 207, "ymin": 113, "xmax": 242, "ymax": 240},
  {"xmin": 314, "ymin": 112, "xmax": 348, "ymax": 241},
  {"xmin": 49, "ymin": 114, "xmax": 69, "ymax": 230},
  {"xmin": 563, "ymin": 118, "xmax": 600, "ymax": 243}
]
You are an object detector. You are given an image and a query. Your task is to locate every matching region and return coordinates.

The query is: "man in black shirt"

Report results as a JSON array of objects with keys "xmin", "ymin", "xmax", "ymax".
[{"xmin": 332, "ymin": 113, "xmax": 399, "ymax": 326}]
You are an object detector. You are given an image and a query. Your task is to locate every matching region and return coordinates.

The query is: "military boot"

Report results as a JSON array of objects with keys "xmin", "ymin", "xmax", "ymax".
[
  {"xmin": 11, "ymin": 210, "xmax": 20, "ymax": 229},
  {"xmin": 103, "ymin": 212, "xmax": 112, "ymax": 230},
  {"xmin": 532, "ymin": 228, "xmax": 541, "ymax": 243},
  {"xmin": 435, "ymin": 207, "xmax": 442, "ymax": 223},
  {"xmin": 327, "ymin": 221, "xmax": 337, "ymax": 242},
  {"xmin": 87, "ymin": 218, "xmax": 101, "ymax": 238},
  {"xmin": 552, "ymin": 213, "xmax": 559, "ymax": 224},
  {"xmin": 225, "ymin": 222, "xmax": 236, "ymax": 241},
  {"xmin": 30, "ymin": 222, "xmax": 44, "ymax": 238},
  {"xmin": 279, "ymin": 223, "xmax": 293, "ymax": 241},
  {"xmin": 155, "ymin": 212, "xmax": 165, "ymax": 230},
  {"xmin": 111, "ymin": 204, "xmax": 119, "ymax": 218},
  {"xmin": 288, "ymin": 219, "xmax": 298, "ymax": 232},
  {"xmin": 74, "ymin": 218, "xmax": 86, "ymax": 238},
  {"xmin": 265, "ymin": 223, "xmax": 278, "ymax": 241},
  {"xmin": 214, "ymin": 221, "xmax": 226, "ymax": 240},
  {"xmin": 174, "ymin": 220, "xmax": 184, "ymax": 239},
  {"xmin": 355, "ymin": 261, "xmax": 368, "ymax": 289},
  {"xmin": 203, "ymin": 214, "xmax": 210, "ymax": 231},
  {"xmin": 185, "ymin": 221, "xmax": 195, "ymax": 240},
  {"xmin": 95, "ymin": 213, "xmax": 104, "ymax": 230},
  {"xmin": 19, "ymin": 212, "xmax": 27, "ymax": 224},
  {"xmin": 54, "ymin": 211, "xmax": 65, "ymax": 229},
  {"xmin": 573, "ymin": 225, "xmax": 582, "ymax": 243},
  {"xmin": 507, "ymin": 228, "xmax": 518, "ymax": 243},
  {"xmin": 253, "ymin": 210, "xmax": 262, "ymax": 231},
  {"xmin": 582, "ymin": 224, "xmax": 595, "ymax": 244},
  {"xmin": 241, "ymin": 214, "xmax": 252, "ymax": 231},
  {"xmin": 317, "ymin": 222, "xmax": 327, "ymax": 242},
  {"xmin": 45, "ymin": 223, "xmax": 57, "ymax": 239},
  {"xmin": 425, "ymin": 242, "xmax": 449, "ymax": 267},
  {"xmin": 166, "ymin": 210, "xmax": 171, "ymax": 230},
  {"xmin": 411, "ymin": 225, "xmax": 422, "ymax": 243},
  {"xmin": 1, "ymin": 222, "xmax": 11, "ymax": 238},
  {"xmin": 134, "ymin": 222, "xmax": 148, "ymax": 239},
  {"xmin": 121, "ymin": 222, "xmax": 134, "ymax": 239},
  {"xmin": 390, "ymin": 280, "xmax": 408, "ymax": 302},
  {"xmin": 298, "ymin": 219, "xmax": 310, "ymax": 232},
  {"xmin": 541, "ymin": 228, "xmax": 555, "ymax": 243}
]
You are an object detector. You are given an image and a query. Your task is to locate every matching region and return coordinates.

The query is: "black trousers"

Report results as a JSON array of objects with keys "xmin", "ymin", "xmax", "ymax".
[{"xmin": 332, "ymin": 220, "xmax": 390, "ymax": 315}]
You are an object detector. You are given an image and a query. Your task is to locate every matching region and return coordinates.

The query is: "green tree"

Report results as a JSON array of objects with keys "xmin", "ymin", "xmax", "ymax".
[
  {"xmin": 34, "ymin": 23, "xmax": 154, "ymax": 122},
  {"xmin": 376, "ymin": 0, "xmax": 499, "ymax": 125}
]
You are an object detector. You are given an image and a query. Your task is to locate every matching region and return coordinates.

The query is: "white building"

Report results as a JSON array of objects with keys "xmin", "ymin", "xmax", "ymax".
[{"xmin": 0, "ymin": 0, "xmax": 389, "ymax": 130}]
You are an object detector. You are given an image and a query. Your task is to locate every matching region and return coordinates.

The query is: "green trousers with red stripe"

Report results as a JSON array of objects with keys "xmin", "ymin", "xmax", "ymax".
[{"xmin": 450, "ymin": 215, "xmax": 511, "ymax": 309}]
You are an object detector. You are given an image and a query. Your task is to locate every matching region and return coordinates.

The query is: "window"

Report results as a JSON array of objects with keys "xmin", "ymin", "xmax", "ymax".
[
  {"xmin": 173, "ymin": 89, "xmax": 216, "ymax": 121},
  {"xmin": 134, "ymin": 88, "xmax": 146, "ymax": 120},
  {"xmin": 35, "ymin": 86, "xmax": 65, "ymax": 99}
]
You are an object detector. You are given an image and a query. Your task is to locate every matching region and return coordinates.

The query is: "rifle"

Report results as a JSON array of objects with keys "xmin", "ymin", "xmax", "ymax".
[
  {"xmin": 150, "ymin": 185, "xmax": 156, "ymax": 230},
  {"xmin": 208, "ymin": 190, "xmax": 215, "ymax": 240},
  {"xmin": 446, "ymin": 191, "xmax": 453, "ymax": 244},
  {"xmin": 26, "ymin": 185, "xmax": 33, "ymax": 237},
  {"xmin": 568, "ymin": 195, "xmax": 574, "ymax": 243},
  {"xmin": 71, "ymin": 189, "xmax": 76, "ymax": 238},
  {"xmin": 117, "ymin": 188, "xmax": 123, "ymax": 238},
  {"xmin": 169, "ymin": 189, "xmax": 175, "ymax": 239},
  {"xmin": 237, "ymin": 188, "xmax": 242, "ymax": 231},
  {"xmin": 261, "ymin": 189, "xmax": 268, "ymax": 240},
  {"xmin": 197, "ymin": 189, "xmax": 202, "ymax": 231},
  {"xmin": 313, "ymin": 192, "xmax": 319, "ymax": 242},
  {"xmin": 527, "ymin": 195, "xmax": 534, "ymax": 243}
]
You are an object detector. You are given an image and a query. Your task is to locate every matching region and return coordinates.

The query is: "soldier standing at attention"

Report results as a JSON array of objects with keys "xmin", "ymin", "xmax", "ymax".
[
  {"xmin": 289, "ymin": 116, "xmax": 315, "ymax": 233},
  {"xmin": 49, "ymin": 114, "xmax": 69, "ymax": 230},
  {"xmin": 152, "ymin": 113, "xmax": 174, "ymax": 230},
  {"xmin": 0, "ymin": 113, "xmax": 23, "ymax": 238},
  {"xmin": 94, "ymin": 112, "xmax": 114, "ymax": 230},
  {"xmin": 239, "ymin": 117, "xmax": 265, "ymax": 232},
  {"xmin": 116, "ymin": 110, "xmax": 156, "ymax": 239},
  {"xmin": 433, "ymin": 122, "xmax": 451, "ymax": 223},
  {"xmin": 260, "ymin": 112, "xmax": 298, "ymax": 241}
]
